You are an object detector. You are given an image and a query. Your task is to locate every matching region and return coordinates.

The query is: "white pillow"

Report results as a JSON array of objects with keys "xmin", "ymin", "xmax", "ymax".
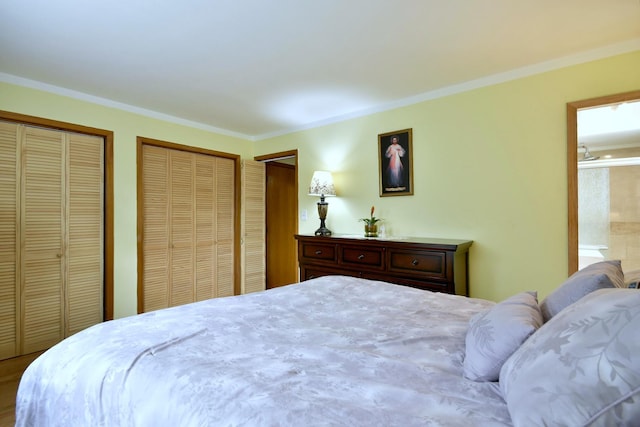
[
  {"xmin": 500, "ymin": 288, "xmax": 640, "ymax": 427},
  {"xmin": 463, "ymin": 291, "xmax": 542, "ymax": 382}
]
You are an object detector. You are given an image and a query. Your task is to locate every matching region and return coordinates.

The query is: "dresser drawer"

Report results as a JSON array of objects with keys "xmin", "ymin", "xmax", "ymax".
[
  {"xmin": 340, "ymin": 245, "xmax": 385, "ymax": 270},
  {"xmin": 301, "ymin": 267, "xmax": 340, "ymax": 281},
  {"xmin": 299, "ymin": 242, "xmax": 337, "ymax": 263},
  {"xmin": 388, "ymin": 249, "xmax": 448, "ymax": 280}
]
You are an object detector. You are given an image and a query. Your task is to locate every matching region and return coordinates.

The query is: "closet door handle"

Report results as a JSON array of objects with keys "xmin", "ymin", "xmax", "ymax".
[{"xmin": 56, "ymin": 253, "xmax": 62, "ymax": 258}]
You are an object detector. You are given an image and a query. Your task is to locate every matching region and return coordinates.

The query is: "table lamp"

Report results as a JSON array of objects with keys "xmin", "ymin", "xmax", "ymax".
[{"xmin": 308, "ymin": 170, "xmax": 336, "ymax": 236}]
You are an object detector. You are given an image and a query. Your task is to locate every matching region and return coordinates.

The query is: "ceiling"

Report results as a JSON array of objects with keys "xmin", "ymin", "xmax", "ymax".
[
  {"xmin": 1, "ymin": 1, "xmax": 639, "ymax": 141},
  {"xmin": 579, "ymin": 100, "xmax": 640, "ymax": 156}
]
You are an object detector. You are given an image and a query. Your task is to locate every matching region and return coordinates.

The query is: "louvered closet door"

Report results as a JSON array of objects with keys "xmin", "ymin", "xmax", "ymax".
[
  {"xmin": 241, "ymin": 160, "xmax": 266, "ymax": 294},
  {"xmin": 213, "ymin": 157, "xmax": 235, "ymax": 298},
  {"xmin": 0, "ymin": 122, "xmax": 18, "ymax": 359},
  {"xmin": 142, "ymin": 145, "xmax": 235, "ymax": 312},
  {"xmin": 0, "ymin": 122, "xmax": 104, "ymax": 359},
  {"xmin": 169, "ymin": 150, "xmax": 195, "ymax": 307},
  {"xmin": 21, "ymin": 126, "xmax": 66, "ymax": 354},
  {"xmin": 141, "ymin": 145, "xmax": 170, "ymax": 312},
  {"xmin": 66, "ymin": 132, "xmax": 104, "ymax": 335},
  {"xmin": 193, "ymin": 154, "xmax": 235, "ymax": 300},
  {"xmin": 194, "ymin": 154, "xmax": 215, "ymax": 300}
]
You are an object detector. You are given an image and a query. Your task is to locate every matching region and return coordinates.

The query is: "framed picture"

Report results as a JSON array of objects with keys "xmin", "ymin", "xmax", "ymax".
[{"xmin": 378, "ymin": 128, "xmax": 413, "ymax": 196}]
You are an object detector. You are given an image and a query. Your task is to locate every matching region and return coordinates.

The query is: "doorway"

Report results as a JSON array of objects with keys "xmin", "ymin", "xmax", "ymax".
[
  {"xmin": 255, "ymin": 150, "xmax": 298, "ymax": 288},
  {"xmin": 567, "ymin": 90, "xmax": 640, "ymax": 274},
  {"xmin": 578, "ymin": 159, "xmax": 640, "ymax": 271}
]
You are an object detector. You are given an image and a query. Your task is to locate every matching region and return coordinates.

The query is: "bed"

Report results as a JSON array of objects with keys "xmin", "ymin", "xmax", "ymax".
[{"xmin": 15, "ymin": 261, "xmax": 640, "ymax": 426}]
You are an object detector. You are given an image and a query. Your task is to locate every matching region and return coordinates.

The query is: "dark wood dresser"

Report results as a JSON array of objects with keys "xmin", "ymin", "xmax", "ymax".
[{"xmin": 295, "ymin": 234, "xmax": 473, "ymax": 296}]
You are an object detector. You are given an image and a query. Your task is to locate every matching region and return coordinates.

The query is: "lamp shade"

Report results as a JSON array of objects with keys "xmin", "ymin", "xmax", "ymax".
[{"xmin": 308, "ymin": 171, "xmax": 336, "ymax": 197}]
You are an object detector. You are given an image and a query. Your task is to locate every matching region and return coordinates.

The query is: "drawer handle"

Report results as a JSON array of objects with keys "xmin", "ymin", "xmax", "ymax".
[
  {"xmin": 412, "ymin": 259, "xmax": 419, "ymax": 266},
  {"xmin": 358, "ymin": 254, "xmax": 365, "ymax": 260},
  {"xmin": 315, "ymin": 250, "xmax": 322, "ymax": 255}
]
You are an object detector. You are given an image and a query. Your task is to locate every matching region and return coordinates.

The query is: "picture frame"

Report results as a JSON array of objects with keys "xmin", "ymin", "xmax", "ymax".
[{"xmin": 378, "ymin": 128, "xmax": 413, "ymax": 196}]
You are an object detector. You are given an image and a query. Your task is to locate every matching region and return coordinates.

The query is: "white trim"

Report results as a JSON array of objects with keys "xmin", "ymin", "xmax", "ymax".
[{"xmin": 578, "ymin": 157, "xmax": 640, "ymax": 169}]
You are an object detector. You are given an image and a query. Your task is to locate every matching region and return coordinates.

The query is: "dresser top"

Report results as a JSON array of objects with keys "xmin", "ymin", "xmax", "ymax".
[{"xmin": 295, "ymin": 234, "xmax": 473, "ymax": 251}]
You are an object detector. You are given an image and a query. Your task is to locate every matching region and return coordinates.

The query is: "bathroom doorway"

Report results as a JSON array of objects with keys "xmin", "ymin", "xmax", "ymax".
[
  {"xmin": 568, "ymin": 94, "xmax": 640, "ymax": 272},
  {"xmin": 578, "ymin": 161, "xmax": 640, "ymax": 270}
]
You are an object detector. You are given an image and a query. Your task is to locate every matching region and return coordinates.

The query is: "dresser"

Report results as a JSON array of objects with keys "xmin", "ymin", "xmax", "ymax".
[{"xmin": 295, "ymin": 234, "xmax": 473, "ymax": 295}]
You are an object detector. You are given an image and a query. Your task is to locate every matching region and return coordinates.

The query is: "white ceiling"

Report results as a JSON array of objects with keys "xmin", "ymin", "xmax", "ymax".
[
  {"xmin": 579, "ymin": 100, "xmax": 640, "ymax": 151},
  {"xmin": 1, "ymin": 0, "xmax": 639, "ymax": 140}
]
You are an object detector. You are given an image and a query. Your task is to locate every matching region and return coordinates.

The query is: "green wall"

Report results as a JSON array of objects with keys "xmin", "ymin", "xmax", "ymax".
[
  {"xmin": 255, "ymin": 50, "xmax": 640, "ymax": 302},
  {"xmin": 1, "ymin": 50, "xmax": 639, "ymax": 317}
]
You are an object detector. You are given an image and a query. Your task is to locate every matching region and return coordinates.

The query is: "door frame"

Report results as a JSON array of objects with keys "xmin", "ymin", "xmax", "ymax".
[
  {"xmin": 255, "ymin": 150, "xmax": 298, "ymax": 286},
  {"xmin": 566, "ymin": 89, "xmax": 640, "ymax": 275}
]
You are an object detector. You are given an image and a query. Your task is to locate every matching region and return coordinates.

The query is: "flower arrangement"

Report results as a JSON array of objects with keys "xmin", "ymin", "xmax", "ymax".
[{"xmin": 359, "ymin": 205, "xmax": 382, "ymax": 226}]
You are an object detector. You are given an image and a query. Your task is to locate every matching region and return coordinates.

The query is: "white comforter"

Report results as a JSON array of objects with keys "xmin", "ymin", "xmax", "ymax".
[{"xmin": 16, "ymin": 276, "xmax": 512, "ymax": 426}]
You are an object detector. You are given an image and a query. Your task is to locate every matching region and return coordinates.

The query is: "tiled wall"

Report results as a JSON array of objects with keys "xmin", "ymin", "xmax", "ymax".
[
  {"xmin": 609, "ymin": 165, "xmax": 640, "ymax": 271},
  {"xmin": 578, "ymin": 168, "xmax": 610, "ymax": 248}
]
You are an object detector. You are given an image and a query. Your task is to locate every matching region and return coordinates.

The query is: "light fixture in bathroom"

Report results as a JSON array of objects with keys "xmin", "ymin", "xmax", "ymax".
[{"xmin": 578, "ymin": 144, "xmax": 600, "ymax": 162}]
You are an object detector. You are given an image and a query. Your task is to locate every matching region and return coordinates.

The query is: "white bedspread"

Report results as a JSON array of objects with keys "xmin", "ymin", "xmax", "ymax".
[{"xmin": 16, "ymin": 276, "xmax": 512, "ymax": 426}]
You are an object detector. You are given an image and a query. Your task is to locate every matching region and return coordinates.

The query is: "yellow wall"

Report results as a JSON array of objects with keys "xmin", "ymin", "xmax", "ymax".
[
  {"xmin": 256, "ymin": 50, "xmax": 640, "ymax": 302},
  {"xmin": 1, "ymin": 51, "xmax": 639, "ymax": 316},
  {"xmin": 0, "ymin": 83, "xmax": 253, "ymax": 318}
]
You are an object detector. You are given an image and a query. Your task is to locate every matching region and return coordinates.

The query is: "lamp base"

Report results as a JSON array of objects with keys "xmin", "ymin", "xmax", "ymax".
[
  {"xmin": 314, "ymin": 226, "xmax": 332, "ymax": 236},
  {"xmin": 314, "ymin": 196, "xmax": 331, "ymax": 236}
]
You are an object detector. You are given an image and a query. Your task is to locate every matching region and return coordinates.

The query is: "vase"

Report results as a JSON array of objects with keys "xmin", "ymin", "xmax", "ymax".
[{"xmin": 364, "ymin": 223, "xmax": 378, "ymax": 237}]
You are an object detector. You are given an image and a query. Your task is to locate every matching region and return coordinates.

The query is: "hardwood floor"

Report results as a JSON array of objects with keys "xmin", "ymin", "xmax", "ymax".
[{"xmin": 0, "ymin": 352, "xmax": 42, "ymax": 427}]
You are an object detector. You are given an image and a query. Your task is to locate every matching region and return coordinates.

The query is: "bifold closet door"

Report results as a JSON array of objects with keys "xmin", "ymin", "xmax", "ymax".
[
  {"xmin": 65, "ymin": 132, "xmax": 104, "ymax": 336},
  {"xmin": 21, "ymin": 127, "xmax": 104, "ymax": 354},
  {"xmin": 214, "ymin": 156, "xmax": 235, "ymax": 297},
  {"xmin": 141, "ymin": 145, "xmax": 235, "ymax": 313},
  {"xmin": 0, "ymin": 122, "xmax": 104, "ymax": 359},
  {"xmin": 241, "ymin": 160, "xmax": 266, "ymax": 294},
  {"xmin": 0, "ymin": 122, "xmax": 19, "ymax": 359},
  {"xmin": 169, "ymin": 150, "xmax": 195, "ymax": 307},
  {"xmin": 21, "ymin": 126, "xmax": 66, "ymax": 354},
  {"xmin": 196, "ymin": 155, "xmax": 235, "ymax": 300}
]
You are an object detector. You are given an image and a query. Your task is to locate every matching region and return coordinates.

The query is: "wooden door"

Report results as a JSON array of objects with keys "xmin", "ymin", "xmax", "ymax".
[
  {"xmin": 169, "ymin": 150, "xmax": 195, "ymax": 307},
  {"xmin": 0, "ymin": 122, "xmax": 19, "ymax": 359},
  {"xmin": 65, "ymin": 132, "xmax": 104, "ymax": 336},
  {"xmin": 241, "ymin": 160, "xmax": 265, "ymax": 294},
  {"xmin": 140, "ymin": 141, "xmax": 236, "ymax": 313},
  {"xmin": 0, "ymin": 116, "xmax": 108, "ymax": 361},
  {"xmin": 266, "ymin": 162, "xmax": 297, "ymax": 288},
  {"xmin": 141, "ymin": 145, "xmax": 198, "ymax": 310},
  {"xmin": 21, "ymin": 126, "xmax": 66, "ymax": 354},
  {"xmin": 140, "ymin": 144, "xmax": 170, "ymax": 312},
  {"xmin": 194, "ymin": 154, "xmax": 236, "ymax": 300},
  {"xmin": 213, "ymin": 157, "xmax": 236, "ymax": 297},
  {"xmin": 20, "ymin": 127, "xmax": 104, "ymax": 354}
]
